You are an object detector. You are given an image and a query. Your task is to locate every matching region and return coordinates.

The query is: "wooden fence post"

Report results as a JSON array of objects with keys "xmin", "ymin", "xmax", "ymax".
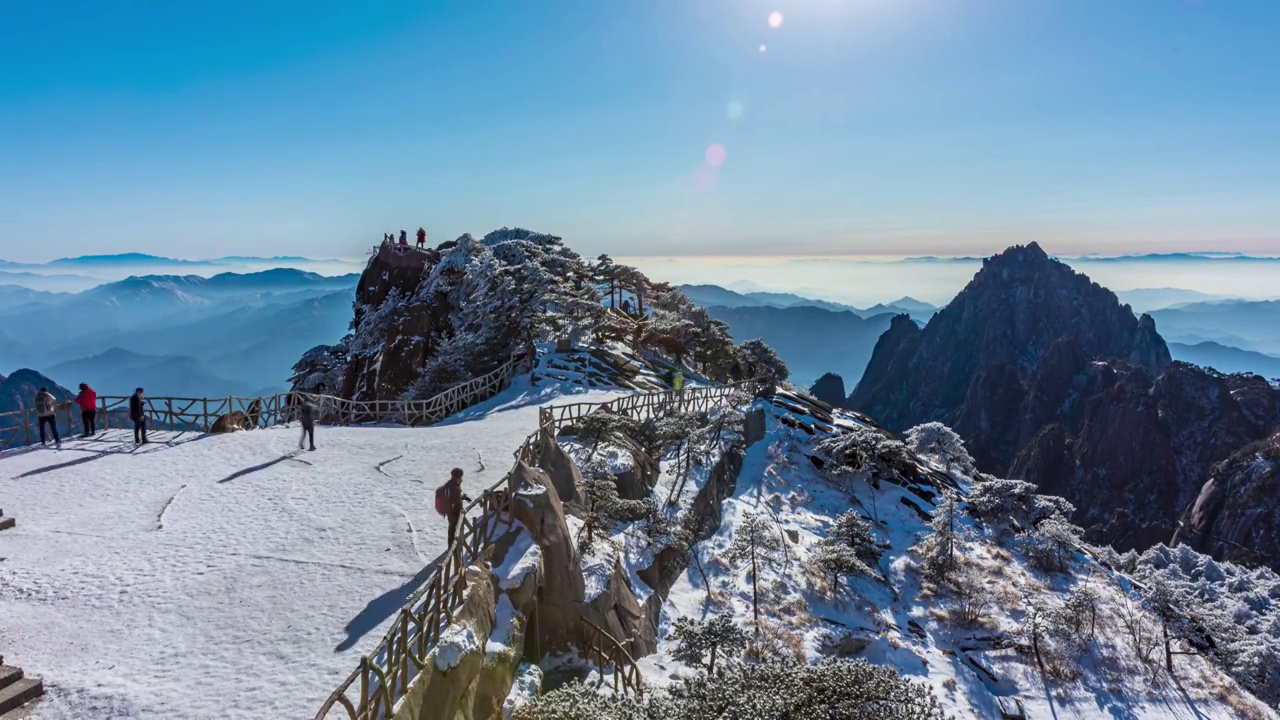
[{"xmin": 22, "ymin": 410, "xmax": 31, "ymax": 445}]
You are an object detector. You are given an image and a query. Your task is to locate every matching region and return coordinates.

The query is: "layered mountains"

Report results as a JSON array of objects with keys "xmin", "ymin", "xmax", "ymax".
[{"xmin": 848, "ymin": 243, "xmax": 1280, "ymax": 569}]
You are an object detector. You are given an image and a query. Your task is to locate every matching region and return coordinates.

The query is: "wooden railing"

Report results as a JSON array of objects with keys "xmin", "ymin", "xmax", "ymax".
[
  {"xmin": 579, "ymin": 618, "xmax": 646, "ymax": 696},
  {"xmin": 0, "ymin": 354, "xmax": 528, "ymax": 452},
  {"xmin": 314, "ymin": 378, "xmax": 765, "ymax": 719}
]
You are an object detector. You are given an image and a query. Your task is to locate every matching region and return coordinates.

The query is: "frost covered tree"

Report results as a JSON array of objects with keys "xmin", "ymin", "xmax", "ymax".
[
  {"xmin": 915, "ymin": 491, "xmax": 970, "ymax": 581},
  {"xmin": 829, "ymin": 509, "xmax": 883, "ymax": 565},
  {"xmin": 577, "ymin": 457, "xmax": 651, "ymax": 551},
  {"xmin": 1020, "ymin": 513, "xmax": 1083, "ymax": 574},
  {"xmin": 289, "ymin": 335, "xmax": 351, "ymax": 393},
  {"xmin": 724, "ymin": 513, "xmax": 785, "ymax": 629},
  {"xmin": 514, "ymin": 658, "xmax": 946, "ymax": 720},
  {"xmin": 670, "ymin": 614, "xmax": 750, "ymax": 674},
  {"xmin": 904, "ymin": 422, "xmax": 975, "ymax": 475},
  {"xmin": 812, "ymin": 539, "xmax": 869, "ymax": 596},
  {"xmin": 738, "ymin": 338, "xmax": 790, "ymax": 382},
  {"xmin": 968, "ymin": 478, "xmax": 1075, "ymax": 537}
]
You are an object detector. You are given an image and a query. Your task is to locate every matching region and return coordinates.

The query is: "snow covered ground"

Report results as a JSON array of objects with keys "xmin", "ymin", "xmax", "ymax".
[
  {"xmin": 622, "ymin": 401, "xmax": 1276, "ymax": 720},
  {"xmin": 0, "ymin": 379, "xmax": 625, "ymax": 719}
]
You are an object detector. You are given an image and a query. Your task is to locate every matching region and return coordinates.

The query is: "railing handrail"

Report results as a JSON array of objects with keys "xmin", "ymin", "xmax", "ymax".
[{"xmin": 0, "ymin": 353, "xmax": 530, "ymax": 451}]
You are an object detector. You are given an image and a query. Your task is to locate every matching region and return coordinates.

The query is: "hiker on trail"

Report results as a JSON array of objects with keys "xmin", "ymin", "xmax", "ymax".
[
  {"xmin": 399, "ymin": 229, "xmax": 408, "ymax": 246},
  {"xmin": 436, "ymin": 468, "xmax": 471, "ymax": 548},
  {"xmin": 621, "ymin": 298, "xmax": 633, "ymax": 315},
  {"xmin": 673, "ymin": 368, "xmax": 684, "ymax": 394},
  {"xmin": 298, "ymin": 396, "xmax": 317, "ymax": 452},
  {"xmin": 34, "ymin": 387, "xmax": 60, "ymax": 447},
  {"xmin": 416, "ymin": 227, "xmax": 426, "ymax": 248},
  {"xmin": 129, "ymin": 388, "xmax": 148, "ymax": 445},
  {"xmin": 75, "ymin": 383, "xmax": 97, "ymax": 437}
]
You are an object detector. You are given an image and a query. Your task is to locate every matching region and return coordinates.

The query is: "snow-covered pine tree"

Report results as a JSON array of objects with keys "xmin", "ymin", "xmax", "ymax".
[
  {"xmin": 738, "ymin": 338, "xmax": 790, "ymax": 382},
  {"xmin": 577, "ymin": 457, "xmax": 651, "ymax": 551},
  {"xmin": 724, "ymin": 512, "xmax": 785, "ymax": 630},
  {"xmin": 670, "ymin": 614, "xmax": 750, "ymax": 674},
  {"xmin": 829, "ymin": 509, "xmax": 883, "ymax": 565},
  {"xmin": 812, "ymin": 539, "xmax": 868, "ymax": 596},
  {"xmin": 915, "ymin": 491, "xmax": 970, "ymax": 581},
  {"xmin": 904, "ymin": 422, "xmax": 975, "ymax": 475},
  {"xmin": 1021, "ymin": 512, "xmax": 1082, "ymax": 573}
]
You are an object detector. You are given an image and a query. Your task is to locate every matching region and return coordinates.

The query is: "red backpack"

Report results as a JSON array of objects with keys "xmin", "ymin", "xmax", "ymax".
[{"xmin": 434, "ymin": 484, "xmax": 451, "ymax": 516}]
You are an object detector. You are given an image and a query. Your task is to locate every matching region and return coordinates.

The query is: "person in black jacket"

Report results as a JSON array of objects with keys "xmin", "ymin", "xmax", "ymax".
[
  {"xmin": 297, "ymin": 398, "xmax": 317, "ymax": 451},
  {"xmin": 129, "ymin": 387, "xmax": 148, "ymax": 445}
]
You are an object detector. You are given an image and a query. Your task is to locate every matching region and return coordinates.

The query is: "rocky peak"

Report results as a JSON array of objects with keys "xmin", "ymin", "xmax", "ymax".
[
  {"xmin": 808, "ymin": 373, "xmax": 846, "ymax": 408},
  {"xmin": 847, "ymin": 243, "xmax": 1280, "ymax": 567}
]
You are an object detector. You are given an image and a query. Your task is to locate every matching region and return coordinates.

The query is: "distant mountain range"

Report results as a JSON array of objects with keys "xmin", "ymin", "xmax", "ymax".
[
  {"xmin": 1169, "ymin": 341, "xmax": 1280, "ymax": 380},
  {"xmin": 1151, "ymin": 299, "xmax": 1280, "ymax": 356},
  {"xmin": 0, "ymin": 269, "xmax": 357, "ymax": 398},
  {"xmin": 0, "ymin": 252, "xmax": 344, "ymax": 270},
  {"xmin": 679, "ymin": 283, "xmax": 937, "ymax": 319}
]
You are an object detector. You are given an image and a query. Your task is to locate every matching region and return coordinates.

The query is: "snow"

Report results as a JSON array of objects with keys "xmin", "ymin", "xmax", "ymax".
[
  {"xmin": 643, "ymin": 402, "xmax": 1278, "ymax": 719},
  {"xmin": 493, "ymin": 522, "xmax": 542, "ymax": 591},
  {"xmin": 435, "ymin": 624, "xmax": 481, "ymax": 672},
  {"xmin": 0, "ymin": 379, "xmax": 627, "ymax": 720}
]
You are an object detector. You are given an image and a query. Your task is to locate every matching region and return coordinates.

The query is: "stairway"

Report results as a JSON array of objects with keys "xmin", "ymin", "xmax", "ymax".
[{"xmin": 0, "ymin": 663, "xmax": 43, "ymax": 717}]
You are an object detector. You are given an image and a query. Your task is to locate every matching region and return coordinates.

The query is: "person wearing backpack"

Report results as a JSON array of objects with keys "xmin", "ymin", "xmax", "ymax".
[
  {"xmin": 435, "ymin": 468, "xmax": 471, "ymax": 548},
  {"xmin": 34, "ymin": 386, "xmax": 60, "ymax": 448}
]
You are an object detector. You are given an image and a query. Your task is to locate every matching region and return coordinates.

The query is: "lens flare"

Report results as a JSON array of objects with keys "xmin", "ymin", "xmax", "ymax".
[
  {"xmin": 768, "ymin": 11, "xmax": 784, "ymax": 28},
  {"xmin": 704, "ymin": 144, "xmax": 727, "ymax": 168},
  {"xmin": 727, "ymin": 101, "xmax": 745, "ymax": 121},
  {"xmin": 759, "ymin": 44, "xmax": 767, "ymax": 53}
]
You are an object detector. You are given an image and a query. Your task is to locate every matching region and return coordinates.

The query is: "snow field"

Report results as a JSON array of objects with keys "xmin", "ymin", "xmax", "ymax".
[{"xmin": 0, "ymin": 380, "xmax": 625, "ymax": 719}]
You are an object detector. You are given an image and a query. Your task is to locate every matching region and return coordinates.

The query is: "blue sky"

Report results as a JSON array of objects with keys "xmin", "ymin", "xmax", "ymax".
[{"xmin": 2, "ymin": 0, "xmax": 1278, "ymax": 262}]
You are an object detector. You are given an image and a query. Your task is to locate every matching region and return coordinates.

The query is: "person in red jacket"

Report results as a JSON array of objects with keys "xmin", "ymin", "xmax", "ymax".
[
  {"xmin": 75, "ymin": 383, "xmax": 98, "ymax": 438},
  {"xmin": 416, "ymin": 227, "xmax": 427, "ymax": 249}
]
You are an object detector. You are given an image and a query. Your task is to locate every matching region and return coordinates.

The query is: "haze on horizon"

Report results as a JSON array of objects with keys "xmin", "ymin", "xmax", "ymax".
[{"xmin": 2, "ymin": 0, "xmax": 1278, "ymax": 262}]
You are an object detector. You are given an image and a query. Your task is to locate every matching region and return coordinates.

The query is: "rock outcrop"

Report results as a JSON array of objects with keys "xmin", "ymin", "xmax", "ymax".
[
  {"xmin": 849, "ymin": 243, "xmax": 1280, "ymax": 564},
  {"xmin": 808, "ymin": 373, "xmax": 846, "ymax": 408},
  {"xmin": 1176, "ymin": 431, "xmax": 1280, "ymax": 569}
]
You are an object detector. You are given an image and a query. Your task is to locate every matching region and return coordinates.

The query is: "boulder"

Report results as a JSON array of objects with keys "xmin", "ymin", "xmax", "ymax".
[
  {"xmin": 507, "ymin": 461, "xmax": 586, "ymax": 653},
  {"xmin": 210, "ymin": 411, "xmax": 249, "ymax": 433},
  {"xmin": 536, "ymin": 432, "xmax": 583, "ymax": 505},
  {"xmin": 583, "ymin": 556, "xmax": 657, "ymax": 658},
  {"xmin": 611, "ymin": 434, "xmax": 660, "ymax": 501}
]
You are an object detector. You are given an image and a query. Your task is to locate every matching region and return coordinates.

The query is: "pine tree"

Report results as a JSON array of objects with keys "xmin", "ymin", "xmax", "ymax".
[
  {"xmin": 829, "ymin": 509, "xmax": 882, "ymax": 564},
  {"xmin": 904, "ymin": 422, "xmax": 975, "ymax": 475},
  {"xmin": 812, "ymin": 539, "xmax": 867, "ymax": 595},
  {"xmin": 915, "ymin": 491, "xmax": 969, "ymax": 581},
  {"xmin": 724, "ymin": 513, "xmax": 785, "ymax": 630},
  {"xmin": 670, "ymin": 614, "xmax": 749, "ymax": 674}
]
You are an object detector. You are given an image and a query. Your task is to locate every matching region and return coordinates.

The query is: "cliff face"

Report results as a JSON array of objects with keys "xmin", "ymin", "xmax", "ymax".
[
  {"xmin": 848, "ymin": 243, "xmax": 1280, "ymax": 563},
  {"xmin": 1176, "ymin": 431, "xmax": 1280, "ymax": 569},
  {"xmin": 808, "ymin": 373, "xmax": 846, "ymax": 408}
]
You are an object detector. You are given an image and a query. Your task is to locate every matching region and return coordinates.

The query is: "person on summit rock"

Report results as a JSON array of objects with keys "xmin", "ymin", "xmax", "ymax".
[
  {"xmin": 75, "ymin": 382, "xmax": 97, "ymax": 437},
  {"xmin": 435, "ymin": 468, "xmax": 471, "ymax": 548},
  {"xmin": 416, "ymin": 227, "xmax": 426, "ymax": 248},
  {"xmin": 34, "ymin": 386, "xmax": 60, "ymax": 447},
  {"xmin": 129, "ymin": 387, "xmax": 148, "ymax": 445}
]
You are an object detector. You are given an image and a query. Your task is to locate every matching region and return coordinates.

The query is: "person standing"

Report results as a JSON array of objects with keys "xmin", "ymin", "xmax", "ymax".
[
  {"xmin": 416, "ymin": 227, "xmax": 426, "ymax": 248},
  {"xmin": 75, "ymin": 383, "xmax": 98, "ymax": 437},
  {"xmin": 298, "ymin": 397, "xmax": 317, "ymax": 451},
  {"xmin": 435, "ymin": 468, "xmax": 471, "ymax": 548},
  {"xmin": 129, "ymin": 387, "xmax": 148, "ymax": 445},
  {"xmin": 34, "ymin": 386, "xmax": 60, "ymax": 448}
]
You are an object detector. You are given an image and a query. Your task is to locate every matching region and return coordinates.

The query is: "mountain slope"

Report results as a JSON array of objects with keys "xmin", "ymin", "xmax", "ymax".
[
  {"xmin": 1151, "ymin": 300, "xmax": 1280, "ymax": 356},
  {"xmin": 46, "ymin": 348, "xmax": 261, "ymax": 398}
]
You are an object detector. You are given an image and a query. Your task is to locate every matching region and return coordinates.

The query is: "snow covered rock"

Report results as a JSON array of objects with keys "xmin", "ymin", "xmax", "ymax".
[{"xmin": 1177, "ymin": 429, "xmax": 1280, "ymax": 568}]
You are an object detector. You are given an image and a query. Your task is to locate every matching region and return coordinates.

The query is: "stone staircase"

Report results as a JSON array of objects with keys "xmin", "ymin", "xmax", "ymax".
[{"xmin": 0, "ymin": 661, "xmax": 43, "ymax": 717}]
